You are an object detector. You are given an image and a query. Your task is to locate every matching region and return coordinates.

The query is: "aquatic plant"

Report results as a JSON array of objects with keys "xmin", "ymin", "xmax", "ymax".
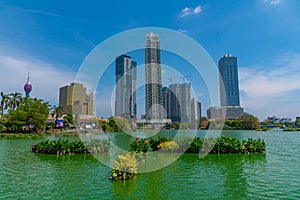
[
  {"xmin": 149, "ymin": 136, "xmax": 172, "ymax": 151},
  {"xmin": 147, "ymin": 136, "xmax": 266, "ymax": 154},
  {"xmin": 32, "ymin": 139, "xmax": 110, "ymax": 155},
  {"xmin": 129, "ymin": 138, "xmax": 149, "ymax": 153},
  {"xmin": 111, "ymin": 153, "xmax": 138, "ymax": 180},
  {"xmin": 0, "ymin": 133, "xmax": 46, "ymax": 139},
  {"xmin": 157, "ymin": 141, "xmax": 179, "ymax": 152}
]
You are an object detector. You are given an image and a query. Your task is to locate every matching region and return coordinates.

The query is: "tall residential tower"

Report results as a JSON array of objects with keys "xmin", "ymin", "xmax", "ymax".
[
  {"xmin": 145, "ymin": 32, "xmax": 164, "ymax": 120},
  {"xmin": 115, "ymin": 54, "xmax": 137, "ymax": 118},
  {"xmin": 219, "ymin": 54, "xmax": 240, "ymax": 106}
]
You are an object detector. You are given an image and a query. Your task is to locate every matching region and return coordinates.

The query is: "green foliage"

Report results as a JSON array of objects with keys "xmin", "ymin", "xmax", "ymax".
[
  {"xmin": 63, "ymin": 113, "xmax": 75, "ymax": 128},
  {"xmin": 149, "ymin": 136, "xmax": 172, "ymax": 151},
  {"xmin": 147, "ymin": 136, "xmax": 266, "ymax": 154},
  {"xmin": 129, "ymin": 138, "xmax": 149, "ymax": 153},
  {"xmin": 99, "ymin": 117, "xmax": 132, "ymax": 132},
  {"xmin": 85, "ymin": 139, "xmax": 111, "ymax": 154},
  {"xmin": 32, "ymin": 139, "xmax": 110, "ymax": 155},
  {"xmin": 99, "ymin": 120, "xmax": 113, "ymax": 132},
  {"xmin": 295, "ymin": 120, "xmax": 300, "ymax": 128},
  {"xmin": 240, "ymin": 114, "xmax": 260, "ymax": 130},
  {"xmin": 157, "ymin": 141, "xmax": 179, "ymax": 152},
  {"xmin": 0, "ymin": 133, "xmax": 46, "ymax": 139},
  {"xmin": 225, "ymin": 119, "xmax": 242, "ymax": 129},
  {"xmin": 5, "ymin": 98, "xmax": 50, "ymax": 132},
  {"xmin": 0, "ymin": 119, "xmax": 5, "ymax": 132},
  {"xmin": 50, "ymin": 105, "xmax": 64, "ymax": 119}
]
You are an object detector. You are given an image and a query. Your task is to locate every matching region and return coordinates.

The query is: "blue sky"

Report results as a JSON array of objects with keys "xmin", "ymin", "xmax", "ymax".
[{"xmin": 1, "ymin": 0, "xmax": 300, "ymax": 120}]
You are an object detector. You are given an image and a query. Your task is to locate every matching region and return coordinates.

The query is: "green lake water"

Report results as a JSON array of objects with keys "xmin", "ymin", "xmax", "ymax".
[{"xmin": 1, "ymin": 130, "xmax": 300, "ymax": 199}]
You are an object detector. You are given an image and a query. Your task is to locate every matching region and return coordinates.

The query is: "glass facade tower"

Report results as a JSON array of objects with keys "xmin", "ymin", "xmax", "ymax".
[
  {"xmin": 219, "ymin": 54, "xmax": 240, "ymax": 106},
  {"xmin": 115, "ymin": 54, "xmax": 137, "ymax": 118}
]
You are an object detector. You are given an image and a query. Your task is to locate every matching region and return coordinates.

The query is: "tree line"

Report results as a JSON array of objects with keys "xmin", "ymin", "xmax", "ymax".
[{"xmin": 0, "ymin": 91, "xmax": 72, "ymax": 133}]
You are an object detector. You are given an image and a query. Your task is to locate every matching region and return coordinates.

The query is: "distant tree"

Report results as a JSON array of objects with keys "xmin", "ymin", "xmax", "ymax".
[
  {"xmin": 6, "ymin": 98, "xmax": 50, "ymax": 131},
  {"xmin": 99, "ymin": 120, "xmax": 112, "ymax": 132},
  {"xmin": 199, "ymin": 117, "xmax": 209, "ymax": 129},
  {"xmin": 50, "ymin": 105, "xmax": 64, "ymax": 119},
  {"xmin": 240, "ymin": 114, "xmax": 260, "ymax": 130},
  {"xmin": 225, "ymin": 119, "xmax": 242, "ymax": 129},
  {"xmin": 63, "ymin": 113, "xmax": 74, "ymax": 128},
  {"xmin": 295, "ymin": 120, "xmax": 300, "ymax": 128},
  {"xmin": 0, "ymin": 118, "xmax": 5, "ymax": 132},
  {"xmin": 109, "ymin": 117, "xmax": 131, "ymax": 132},
  {"xmin": 209, "ymin": 118, "xmax": 225, "ymax": 130},
  {"xmin": 9, "ymin": 92, "xmax": 22, "ymax": 110},
  {"xmin": 5, "ymin": 109, "xmax": 28, "ymax": 132},
  {"xmin": 1, "ymin": 92, "xmax": 10, "ymax": 118}
]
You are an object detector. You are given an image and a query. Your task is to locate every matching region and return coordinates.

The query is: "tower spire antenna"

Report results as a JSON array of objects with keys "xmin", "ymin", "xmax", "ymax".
[{"xmin": 27, "ymin": 68, "xmax": 30, "ymax": 82}]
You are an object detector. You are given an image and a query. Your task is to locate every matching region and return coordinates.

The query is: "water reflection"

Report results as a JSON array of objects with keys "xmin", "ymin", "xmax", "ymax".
[
  {"xmin": 111, "ymin": 176, "xmax": 138, "ymax": 198},
  {"xmin": 202, "ymin": 154, "xmax": 267, "ymax": 199}
]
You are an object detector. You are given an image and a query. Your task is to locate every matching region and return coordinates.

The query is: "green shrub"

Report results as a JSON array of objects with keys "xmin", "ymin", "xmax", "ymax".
[
  {"xmin": 157, "ymin": 141, "xmax": 179, "ymax": 152},
  {"xmin": 149, "ymin": 136, "xmax": 172, "ymax": 151},
  {"xmin": 129, "ymin": 138, "xmax": 149, "ymax": 153},
  {"xmin": 32, "ymin": 139, "xmax": 110, "ymax": 155}
]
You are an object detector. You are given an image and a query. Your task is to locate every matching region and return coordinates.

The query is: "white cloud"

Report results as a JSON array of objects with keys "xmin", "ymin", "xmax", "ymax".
[
  {"xmin": 180, "ymin": 5, "xmax": 202, "ymax": 18},
  {"xmin": 264, "ymin": 0, "xmax": 281, "ymax": 5},
  {"xmin": 239, "ymin": 53, "xmax": 300, "ymax": 120},
  {"xmin": 0, "ymin": 55, "xmax": 76, "ymax": 106}
]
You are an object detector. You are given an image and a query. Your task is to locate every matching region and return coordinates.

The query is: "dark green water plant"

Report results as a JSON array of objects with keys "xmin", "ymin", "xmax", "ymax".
[
  {"xmin": 148, "ymin": 136, "xmax": 266, "ymax": 154},
  {"xmin": 32, "ymin": 139, "xmax": 110, "ymax": 155}
]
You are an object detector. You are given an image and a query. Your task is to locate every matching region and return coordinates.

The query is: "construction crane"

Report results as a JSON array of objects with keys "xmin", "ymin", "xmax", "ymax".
[{"xmin": 181, "ymin": 75, "xmax": 192, "ymax": 83}]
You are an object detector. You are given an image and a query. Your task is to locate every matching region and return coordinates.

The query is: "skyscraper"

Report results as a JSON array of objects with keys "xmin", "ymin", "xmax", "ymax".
[
  {"xmin": 219, "ymin": 54, "xmax": 240, "ymax": 106},
  {"xmin": 168, "ymin": 83, "xmax": 191, "ymax": 122},
  {"xmin": 145, "ymin": 32, "xmax": 164, "ymax": 120},
  {"xmin": 59, "ymin": 82, "xmax": 94, "ymax": 116},
  {"xmin": 191, "ymin": 98, "xmax": 201, "ymax": 123},
  {"xmin": 115, "ymin": 54, "xmax": 137, "ymax": 118},
  {"xmin": 162, "ymin": 83, "xmax": 192, "ymax": 122}
]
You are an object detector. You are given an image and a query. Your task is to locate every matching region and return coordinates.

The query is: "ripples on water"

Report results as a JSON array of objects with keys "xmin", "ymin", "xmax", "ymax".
[{"xmin": 0, "ymin": 131, "xmax": 300, "ymax": 199}]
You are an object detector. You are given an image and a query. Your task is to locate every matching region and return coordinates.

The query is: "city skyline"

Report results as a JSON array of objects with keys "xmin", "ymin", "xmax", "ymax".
[{"xmin": 1, "ymin": 0, "xmax": 300, "ymax": 120}]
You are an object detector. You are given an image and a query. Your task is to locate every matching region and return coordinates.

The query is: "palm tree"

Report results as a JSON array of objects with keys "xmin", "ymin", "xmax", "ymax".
[
  {"xmin": 9, "ymin": 92, "xmax": 23, "ymax": 110},
  {"xmin": 0, "ymin": 92, "xmax": 10, "ymax": 118},
  {"xmin": 51, "ymin": 105, "xmax": 64, "ymax": 119}
]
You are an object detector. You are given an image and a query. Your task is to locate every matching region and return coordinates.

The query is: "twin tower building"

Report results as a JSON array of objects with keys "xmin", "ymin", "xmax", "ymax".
[
  {"xmin": 115, "ymin": 32, "xmax": 165, "ymax": 121},
  {"xmin": 115, "ymin": 32, "xmax": 201, "ymax": 123}
]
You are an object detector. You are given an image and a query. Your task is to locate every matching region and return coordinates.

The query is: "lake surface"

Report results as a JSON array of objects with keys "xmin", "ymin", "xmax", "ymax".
[{"xmin": 1, "ymin": 130, "xmax": 300, "ymax": 199}]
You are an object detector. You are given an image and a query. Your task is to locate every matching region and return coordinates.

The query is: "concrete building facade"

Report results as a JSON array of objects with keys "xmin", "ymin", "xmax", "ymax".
[
  {"xmin": 59, "ymin": 82, "xmax": 94, "ymax": 116},
  {"xmin": 191, "ymin": 98, "xmax": 201, "ymax": 123},
  {"xmin": 145, "ymin": 32, "xmax": 164, "ymax": 120},
  {"xmin": 162, "ymin": 83, "xmax": 191, "ymax": 122}
]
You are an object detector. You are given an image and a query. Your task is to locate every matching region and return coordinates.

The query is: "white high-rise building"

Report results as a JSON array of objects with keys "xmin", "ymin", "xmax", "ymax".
[{"xmin": 145, "ymin": 33, "xmax": 164, "ymax": 120}]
